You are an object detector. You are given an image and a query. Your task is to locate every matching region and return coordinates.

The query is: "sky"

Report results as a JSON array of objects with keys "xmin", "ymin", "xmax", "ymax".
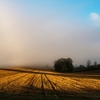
[{"xmin": 0, "ymin": 0, "xmax": 100, "ymax": 67}]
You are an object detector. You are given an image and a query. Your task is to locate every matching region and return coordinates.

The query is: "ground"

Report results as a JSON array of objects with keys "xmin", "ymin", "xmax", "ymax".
[{"xmin": 0, "ymin": 67, "xmax": 100, "ymax": 100}]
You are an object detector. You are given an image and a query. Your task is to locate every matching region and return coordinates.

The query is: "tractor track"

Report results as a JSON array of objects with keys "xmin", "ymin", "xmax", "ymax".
[
  {"xmin": 0, "ymin": 73, "xmax": 28, "ymax": 91},
  {"xmin": 20, "ymin": 74, "xmax": 41, "ymax": 94},
  {"xmin": 44, "ymin": 75, "xmax": 80, "ymax": 99},
  {"xmin": 18, "ymin": 74, "xmax": 35, "ymax": 94},
  {"xmin": 70, "ymin": 78, "xmax": 100, "ymax": 95},
  {"xmin": 21, "ymin": 74, "xmax": 36, "ymax": 94},
  {"xmin": 0, "ymin": 68, "xmax": 100, "ymax": 100},
  {"xmin": 44, "ymin": 74, "xmax": 62, "ymax": 99},
  {"xmin": 41, "ymin": 74, "xmax": 46, "ymax": 98}
]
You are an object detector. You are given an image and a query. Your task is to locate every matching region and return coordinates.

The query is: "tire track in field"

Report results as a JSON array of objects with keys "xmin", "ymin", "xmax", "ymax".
[
  {"xmin": 32, "ymin": 74, "xmax": 41, "ymax": 93},
  {"xmin": 70, "ymin": 78, "xmax": 100, "ymax": 95},
  {"xmin": 44, "ymin": 74, "xmax": 61, "ymax": 99},
  {"xmin": 21, "ymin": 74, "xmax": 35, "ymax": 87},
  {"xmin": 46, "ymin": 75, "xmax": 70, "ymax": 92},
  {"xmin": 46, "ymin": 74, "xmax": 100, "ymax": 99},
  {"xmin": 6, "ymin": 73, "xmax": 28, "ymax": 86},
  {"xmin": 68, "ymin": 78, "xmax": 100, "ymax": 98},
  {"xmin": 5, "ymin": 73, "xmax": 29, "ymax": 92},
  {"xmin": 49, "ymin": 75, "xmax": 87, "ymax": 97},
  {"xmin": 18, "ymin": 74, "xmax": 34, "ymax": 94},
  {"xmin": 45, "ymin": 75, "xmax": 80, "ymax": 99},
  {"xmin": 0, "ymin": 73, "xmax": 28, "ymax": 91},
  {"xmin": 7, "ymin": 74, "xmax": 34, "ymax": 93},
  {"xmin": 41, "ymin": 74, "xmax": 46, "ymax": 98},
  {"xmin": 47, "ymin": 75, "xmax": 82, "ymax": 92},
  {"xmin": 21, "ymin": 74, "xmax": 41, "ymax": 94},
  {"xmin": 0, "ymin": 73, "xmax": 26, "ymax": 85},
  {"xmin": 19, "ymin": 74, "xmax": 41, "ymax": 95},
  {"xmin": 26, "ymin": 74, "xmax": 37, "ymax": 91}
]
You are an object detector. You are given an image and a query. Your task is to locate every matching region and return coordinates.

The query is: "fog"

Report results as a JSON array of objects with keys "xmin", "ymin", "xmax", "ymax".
[{"xmin": 0, "ymin": 1, "xmax": 100, "ymax": 67}]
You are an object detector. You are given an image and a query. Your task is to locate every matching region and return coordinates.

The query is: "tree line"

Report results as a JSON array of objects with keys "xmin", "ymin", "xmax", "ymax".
[{"xmin": 53, "ymin": 58, "xmax": 100, "ymax": 72}]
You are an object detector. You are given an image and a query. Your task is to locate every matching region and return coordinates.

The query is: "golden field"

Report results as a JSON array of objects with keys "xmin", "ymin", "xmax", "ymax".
[{"xmin": 0, "ymin": 67, "xmax": 100, "ymax": 100}]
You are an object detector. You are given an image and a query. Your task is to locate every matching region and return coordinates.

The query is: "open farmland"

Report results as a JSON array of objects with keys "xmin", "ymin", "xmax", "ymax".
[{"xmin": 0, "ymin": 68, "xmax": 100, "ymax": 100}]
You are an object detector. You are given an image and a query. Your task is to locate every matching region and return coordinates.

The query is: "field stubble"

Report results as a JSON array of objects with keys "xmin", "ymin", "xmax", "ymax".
[{"xmin": 0, "ymin": 68, "xmax": 100, "ymax": 100}]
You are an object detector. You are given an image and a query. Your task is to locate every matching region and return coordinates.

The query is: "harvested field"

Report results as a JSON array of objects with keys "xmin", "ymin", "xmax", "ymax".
[{"xmin": 0, "ymin": 68, "xmax": 100, "ymax": 100}]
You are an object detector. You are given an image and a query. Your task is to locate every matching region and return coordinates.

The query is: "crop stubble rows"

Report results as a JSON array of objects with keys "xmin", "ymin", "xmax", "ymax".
[{"xmin": 0, "ymin": 69, "xmax": 100, "ymax": 99}]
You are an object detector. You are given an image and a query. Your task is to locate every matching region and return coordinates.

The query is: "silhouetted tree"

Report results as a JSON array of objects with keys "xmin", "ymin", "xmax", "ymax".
[
  {"xmin": 86, "ymin": 59, "xmax": 91, "ymax": 68},
  {"xmin": 97, "ymin": 64, "xmax": 100, "ymax": 68},
  {"xmin": 94, "ymin": 61, "xmax": 97, "ymax": 68},
  {"xmin": 79, "ymin": 65, "xmax": 85, "ymax": 69},
  {"xmin": 53, "ymin": 58, "xmax": 73, "ymax": 72}
]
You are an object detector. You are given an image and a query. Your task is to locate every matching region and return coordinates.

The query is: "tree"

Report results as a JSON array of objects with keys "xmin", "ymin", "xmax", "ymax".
[
  {"xmin": 79, "ymin": 65, "xmax": 85, "ymax": 69},
  {"xmin": 53, "ymin": 58, "xmax": 73, "ymax": 72},
  {"xmin": 94, "ymin": 61, "xmax": 97, "ymax": 68},
  {"xmin": 86, "ymin": 59, "xmax": 91, "ymax": 68}
]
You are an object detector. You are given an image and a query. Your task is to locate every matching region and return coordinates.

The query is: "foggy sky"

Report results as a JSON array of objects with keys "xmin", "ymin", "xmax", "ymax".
[{"xmin": 0, "ymin": 0, "xmax": 100, "ymax": 67}]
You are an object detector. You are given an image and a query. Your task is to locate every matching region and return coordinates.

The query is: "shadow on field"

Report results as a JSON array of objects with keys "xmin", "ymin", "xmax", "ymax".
[
  {"xmin": 0, "ymin": 87, "xmax": 100, "ymax": 100},
  {"xmin": 0, "ymin": 68, "xmax": 100, "ymax": 100}
]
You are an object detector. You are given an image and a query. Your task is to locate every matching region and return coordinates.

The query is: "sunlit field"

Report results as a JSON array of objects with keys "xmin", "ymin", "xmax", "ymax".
[{"xmin": 0, "ymin": 67, "xmax": 100, "ymax": 100}]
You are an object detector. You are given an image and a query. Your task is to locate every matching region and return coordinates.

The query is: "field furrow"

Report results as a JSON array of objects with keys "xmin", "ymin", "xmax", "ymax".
[{"xmin": 0, "ymin": 68, "xmax": 100, "ymax": 100}]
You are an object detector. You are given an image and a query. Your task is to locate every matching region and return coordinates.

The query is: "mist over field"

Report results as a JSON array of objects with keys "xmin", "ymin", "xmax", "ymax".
[{"xmin": 0, "ymin": 0, "xmax": 100, "ymax": 67}]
